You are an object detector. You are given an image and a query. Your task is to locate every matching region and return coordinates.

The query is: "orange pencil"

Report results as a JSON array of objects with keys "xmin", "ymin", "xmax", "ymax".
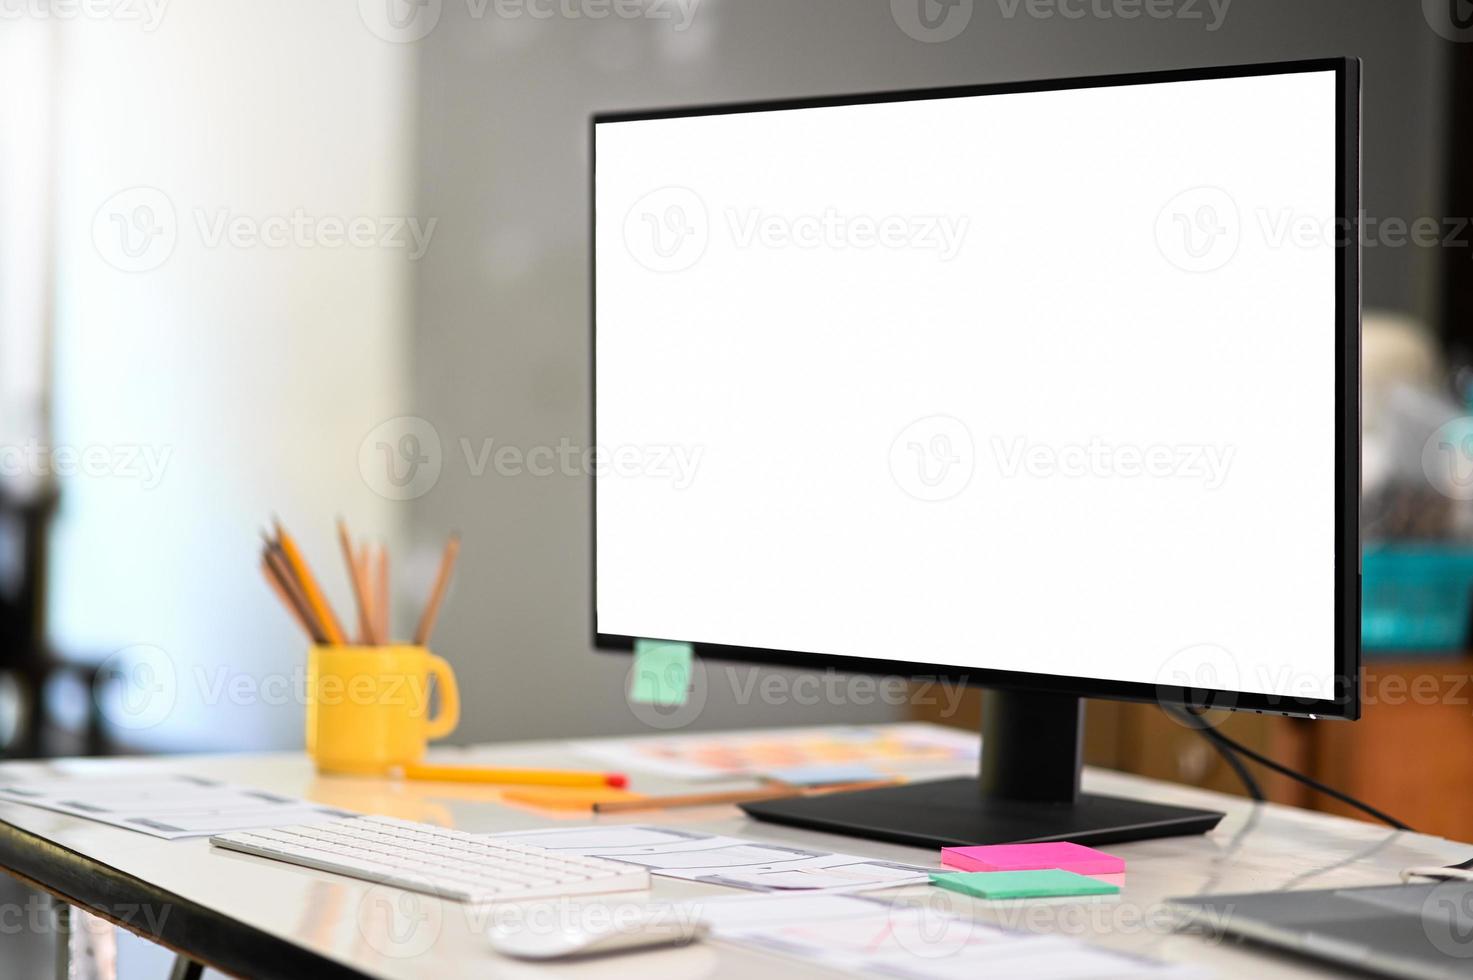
[
  {"xmin": 261, "ymin": 555, "xmax": 321, "ymax": 642},
  {"xmin": 337, "ymin": 519, "xmax": 374, "ymax": 645},
  {"xmin": 263, "ymin": 541, "xmax": 327, "ymax": 642},
  {"xmin": 374, "ymin": 543, "xmax": 390, "ymax": 643},
  {"xmin": 591, "ymin": 778, "xmax": 901, "ymax": 814},
  {"xmin": 275, "ymin": 521, "xmax": 346, "ymax": 645},
  {"xmin": 414, "ymin": 535, "xmax": 460, "ymax": 646},
  {"xmin": 355, "ymin": 544, "xmax": 378, "ymax": 644}
]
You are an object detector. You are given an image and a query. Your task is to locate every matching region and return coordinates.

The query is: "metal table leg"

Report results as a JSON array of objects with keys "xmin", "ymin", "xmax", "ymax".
[
  {"xmin": 49, "ymin": 897, "xmax": 117, "ymax": 980},
  {"xmin": 166, "ymin": 956, "xmax": 203, "ymax": 980}
]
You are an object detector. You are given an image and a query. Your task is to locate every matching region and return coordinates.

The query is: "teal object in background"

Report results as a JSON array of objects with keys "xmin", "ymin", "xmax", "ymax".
[
  {"xmin": 629, "ymin": 639, "xmax": 694, "ymax": 705},
  {"xmin": 1362, "ymin": 545, "xmax": 1473, "ymax": 652}
]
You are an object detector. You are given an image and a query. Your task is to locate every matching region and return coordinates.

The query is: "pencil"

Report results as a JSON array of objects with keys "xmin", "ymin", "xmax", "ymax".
[
  {"xmin": 354, "ymin": 544, "xmax": 377, "ymax": 645},
  {"xmin": 590, "ymin": 779, "xmax": 902, "ymax": 814},
  {"xmin": 374, "ymin": 543, "xmax": 390, "ymax": 643},
  {"xmin": 414, "ymin": 534, "xmax": 460, "ymax": 646},
  {"xmin": 261, "ymin": 555, "xmax": 320, "ymax": 642},
  {"xmin": 337, "ymin": 519, "xmax": 374, "ymax": 645},
  {"xmin": 401, "ymin": 763, "xmax": 628, "ymax": 788},
  {"xmin": 264, "ymin": 541, "xmax": 327, "ymax": 643},
  {"xmin": 275, "ymin": 520, "xmax": 346, "ymax": 645}
]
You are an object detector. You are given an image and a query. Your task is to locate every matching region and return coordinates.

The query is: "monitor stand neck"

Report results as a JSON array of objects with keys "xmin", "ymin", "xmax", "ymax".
[
  {"xmin": 980, "ymin": 690, "xmax": 1082, "ymax": 804},
  {"xmin": 741, "ymin": 687, "xmax": 1227, "ymax": 848}
]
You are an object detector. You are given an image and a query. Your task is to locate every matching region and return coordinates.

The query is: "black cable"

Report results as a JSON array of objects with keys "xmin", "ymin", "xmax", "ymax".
[
  {"xmin": 1165, "ymin": 706, "xmax": 1413, "ymax": 832},
  {"xmin": 1167, "ymin": 706, "xmax": 1262, "ymax": 801},
  {"xmin": 1197, "ymin": 723, "xmax": 1265, "ymax": 802}
]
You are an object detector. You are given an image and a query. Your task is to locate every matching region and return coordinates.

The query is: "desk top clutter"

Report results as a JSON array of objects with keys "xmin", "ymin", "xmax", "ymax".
[{"xmin": 0, "ymin": 728, "xmax": 1468, "ymax": 979}]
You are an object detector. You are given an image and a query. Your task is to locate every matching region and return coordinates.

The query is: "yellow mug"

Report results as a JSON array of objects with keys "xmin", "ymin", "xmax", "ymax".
[{"xmin": 306, "ymin": 645, "xmax": 460, "ymax": 775}]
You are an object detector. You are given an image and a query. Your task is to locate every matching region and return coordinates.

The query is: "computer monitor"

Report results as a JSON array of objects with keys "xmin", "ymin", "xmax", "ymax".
[{"xmin": 591, "ymin": 59, "xmax": 1360, "ymax": 848}]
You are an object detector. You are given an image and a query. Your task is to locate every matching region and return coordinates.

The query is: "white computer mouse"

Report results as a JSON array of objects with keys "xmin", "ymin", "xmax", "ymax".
[{"xmin": 488, "ymin": 907, "xmax": 708, "ymax": 960}]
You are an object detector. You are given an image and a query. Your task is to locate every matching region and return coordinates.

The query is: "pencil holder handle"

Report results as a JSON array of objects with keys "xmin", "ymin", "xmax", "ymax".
[{"xmin": 424, "ymin": 653, "xmax": 460, "ymax": 740}]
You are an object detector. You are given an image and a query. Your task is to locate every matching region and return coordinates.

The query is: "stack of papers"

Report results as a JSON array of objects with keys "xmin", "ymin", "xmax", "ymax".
[
  {"xmin": 684, "ymin": 893, "xmax": 1207, "ymax": 979},
  {"xmin": 489, "ymin": 824, "xmax": 935, "ymax": 893},
  {"xmin": 0, "ymin": 775, "xmax": 355, "ymax": 840}
]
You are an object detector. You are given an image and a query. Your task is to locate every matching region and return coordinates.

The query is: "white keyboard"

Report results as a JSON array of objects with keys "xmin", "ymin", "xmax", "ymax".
[{"xmin": 210, "ymin": 816, "xmax": 650, "ymax": 903}]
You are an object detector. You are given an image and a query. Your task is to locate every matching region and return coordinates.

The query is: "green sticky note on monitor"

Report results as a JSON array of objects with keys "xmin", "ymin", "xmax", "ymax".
[
  {"xmin": 630, "ymin": 639, "xmax": 694, "ymax": 706},
  {"xmin": 929, "ymin": 869, "xmax": 1119, "ymax": 900}
]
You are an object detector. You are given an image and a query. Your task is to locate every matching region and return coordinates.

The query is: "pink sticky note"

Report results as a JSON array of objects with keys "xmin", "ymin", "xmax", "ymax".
[{"xmin": 940, "ymin": 842, "xmax": 1124, "ymax": 876}]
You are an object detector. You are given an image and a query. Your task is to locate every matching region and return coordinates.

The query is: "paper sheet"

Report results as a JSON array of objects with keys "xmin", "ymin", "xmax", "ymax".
[
  {"xmin": 488, "ymin": 824, "xmax": 935, "ymax": 893},
  {"xmin": 680, "ymin": 893, "xmax": 1208, "ymax": 979},
  {"xmin": 572, "ymin": 723, "xmax": 979, "ymax": 780},
  {"xmin": 0, "ymin": 775, "xmax": 356, "ymax": 839}
]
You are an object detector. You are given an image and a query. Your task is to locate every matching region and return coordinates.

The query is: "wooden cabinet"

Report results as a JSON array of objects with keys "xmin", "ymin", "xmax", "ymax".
[{"xmin": 911, "ymin": 656, "xmax": 1473, "ymax": 839}]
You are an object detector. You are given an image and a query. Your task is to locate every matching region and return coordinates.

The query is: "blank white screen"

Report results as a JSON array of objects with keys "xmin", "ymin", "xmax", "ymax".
[{"xmin": 596, "ymin": 70, "xmax": 1339, "ymax": 701}]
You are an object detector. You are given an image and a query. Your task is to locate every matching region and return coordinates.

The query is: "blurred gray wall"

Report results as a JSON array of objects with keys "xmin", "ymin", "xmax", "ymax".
[{"xmin": 407, "ymin": 0, "xmax": 1446, "ymax": 743}]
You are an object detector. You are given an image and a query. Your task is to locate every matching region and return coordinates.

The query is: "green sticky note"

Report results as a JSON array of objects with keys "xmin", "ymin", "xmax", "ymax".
[
  {"xmin": 929, "ymin": 869, "xmax": 1119, "ymax": 899},
  {"xmin": 629, "ymin": 639, "xmax": 694, "ymax": 706}
]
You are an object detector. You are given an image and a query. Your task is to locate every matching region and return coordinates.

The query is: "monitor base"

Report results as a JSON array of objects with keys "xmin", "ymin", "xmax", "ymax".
[
  {"xmin": 743, "ymin": 690, "xmax": 1224, "ymax": 848},
  {"xmin": 740, "ymin": 776, "xmax": 1223, "ymax": 849}
]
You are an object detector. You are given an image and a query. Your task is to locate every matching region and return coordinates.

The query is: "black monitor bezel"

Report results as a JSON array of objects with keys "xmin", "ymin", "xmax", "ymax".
[{"xmin": 590, "ymin": 58, "xmax": 1361, "ymax": 722}]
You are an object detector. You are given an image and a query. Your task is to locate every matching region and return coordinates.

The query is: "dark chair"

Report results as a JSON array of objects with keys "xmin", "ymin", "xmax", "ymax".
[{"xmin": 0, "ymin": 483, "xmax": 107, "ymax": 758}]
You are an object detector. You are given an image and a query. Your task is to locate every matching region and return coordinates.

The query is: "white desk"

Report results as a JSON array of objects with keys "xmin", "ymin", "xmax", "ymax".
[{"xmin": 0, "ymin": 725, "xmax": 1466, "ymax": 979}]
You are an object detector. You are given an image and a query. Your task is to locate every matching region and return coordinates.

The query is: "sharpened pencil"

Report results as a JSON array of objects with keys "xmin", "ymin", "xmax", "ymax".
[
  {"xmin": 374, "ymin": 543, "xmax": 390, "ymax": 643},
  {"xmin": 414, "ymin": 534, "xmax": 460, "ymax": 646},
  {"xmin": 261, "ymin": 554, "xmax": 321, "ymax": 642},
  {"xmin": 591, "ymin": 778, "xmax": 901, "ymax": 813},
  {"xmin": 275, "ymin": 520, "xmax": 346, "ymax": 645},
  {"xmin": 337, "ymin": 519, "xmax": 374, "ymax": 645}
]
